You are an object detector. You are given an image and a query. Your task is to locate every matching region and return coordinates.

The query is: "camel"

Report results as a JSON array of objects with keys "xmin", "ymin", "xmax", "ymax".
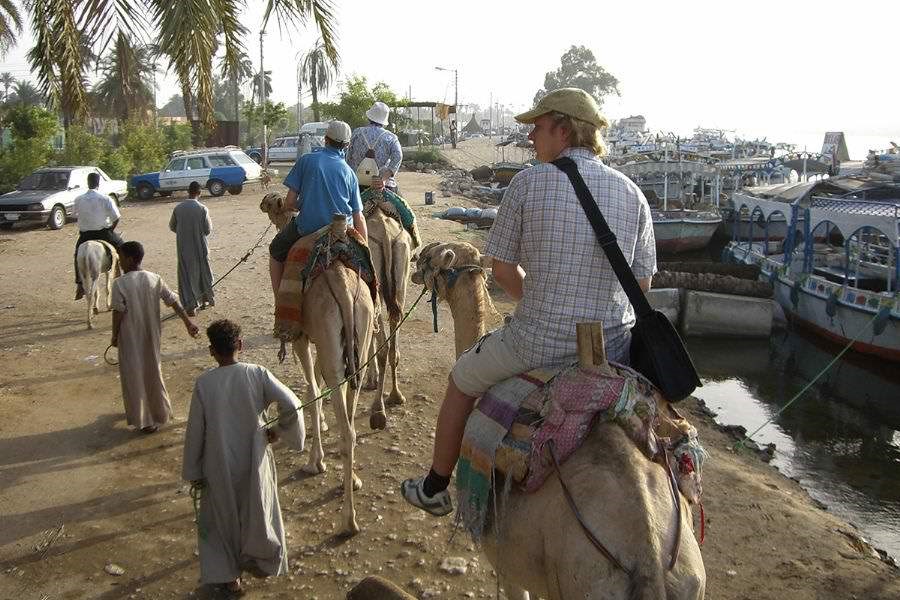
[
  {"xmin": 361, "ymin": 194, "xmax": 414, "ymax": 430},
  {"xmin": 76, "ymin": 240, "xmax": 120, "ymax": 329},
  {"xmin": 287, "ymin": 216, "xmax": 376, "ymax": 536},
  {"xmin": 259, "ymin": 192, "xmax": 297, "ymax": 231},
  {"xmin": 411, "ymin": 242, "xmax": 706, "ymax": 600}
]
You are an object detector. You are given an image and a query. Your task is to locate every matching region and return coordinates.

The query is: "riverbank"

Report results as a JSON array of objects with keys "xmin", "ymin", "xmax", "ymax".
[{"xmin": 0, "ymin": 169, "xmax": 897, "ymax": 599}]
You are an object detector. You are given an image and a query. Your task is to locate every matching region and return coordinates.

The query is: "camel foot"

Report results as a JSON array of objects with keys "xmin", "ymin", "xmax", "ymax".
[
  {"xmin": 385, "ymin": 390, "xmax": 406, "ymax": 407},
  {"xmin": 87, "ymin": 322, "xmax": 94, "ymax": 330},
  {"xmin": 92, "ymin": 307, "xmax": 99, "ymax": 315},
  {"xmin": 351, "ymin": 472, "xmax": 362, "ymax": 491},
  {"xmin": 363, "ymin": 378, "xmax": 378, "ymax": 391},
  {"xmin": 369, "ymin": 410, "xmax": 388, "ymax": 431},
  {"xmin": 302, "ymin": 460, "xmax": 326, "ymax": 475},
  {"xmin": 339, "ymin": 520, "xmax": 361, "ymax": 538},
  {"xmin": 320, "ymin": 418, "xmax": 329, "ymax": 433}
]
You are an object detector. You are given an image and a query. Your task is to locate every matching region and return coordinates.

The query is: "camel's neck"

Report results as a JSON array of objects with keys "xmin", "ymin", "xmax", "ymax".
[{"xmin": 445, "ymin": 272, "xmax": 488, "ymax": 357}]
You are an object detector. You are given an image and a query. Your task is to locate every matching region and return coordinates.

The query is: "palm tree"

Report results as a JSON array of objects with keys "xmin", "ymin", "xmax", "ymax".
[
  {"xmin": 0, "ymin": 71, "xmax": 14, "ymax": 102},
  {"xmin": 0, "ymin": 0, "xmax": 22, "ymax": 57},
  {"xmin": 92, "ymin": 33, "xmax": 155, "ymax": 122},
  {"xmin": 9, "ymin": 80, "xmax": 45, "ymax": 106},
  {"xmin": 24, "ymin": 0, "xmax": 339, "ymax": 128},
  {"xmin": 251, "ymin": 70, "xmax": 273, "ymax": 105},
  {"xmin": 298, "ymin": 38, "xmax": 339, "ymax": 122}
]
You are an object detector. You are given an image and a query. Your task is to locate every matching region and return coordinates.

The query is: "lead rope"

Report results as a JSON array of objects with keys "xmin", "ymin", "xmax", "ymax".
[{"xmin": 189, "ymin": 481, "xmax": 208, "ymax": 540}]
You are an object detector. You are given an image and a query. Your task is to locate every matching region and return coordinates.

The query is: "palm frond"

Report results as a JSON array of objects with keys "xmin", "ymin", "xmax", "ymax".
[
  {"xmin": 78, "ymin": 0, "xmax": 151, "ymax": 57},
  {"xmin": 0, "ymin": 0, "xmax": 23, "ymax": 56},
  {"xmin": 210, "ymin": 0, "xmax": 247, "ymax": 80},
  {"xmin": 263, "ymin": 0, "xmax": 338, "ymax": 66}
]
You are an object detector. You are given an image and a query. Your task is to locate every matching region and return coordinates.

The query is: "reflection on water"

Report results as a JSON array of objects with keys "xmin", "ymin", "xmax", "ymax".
[{"xmin": 687, "ymin": 329, "xmax": 900, "ymax": 560}]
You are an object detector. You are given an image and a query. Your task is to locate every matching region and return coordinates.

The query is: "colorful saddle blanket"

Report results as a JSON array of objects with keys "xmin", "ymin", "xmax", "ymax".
[
  {"xmin": 456, "ymin": 362, "xmax": 707, "ymax": 541},
  {"xmin": 273, "ymin": 225, "xmax": 378, "ymax": 341},
  {"xmin": 361, "ymin": 187, "xmax": 421, "ymax": 249}
]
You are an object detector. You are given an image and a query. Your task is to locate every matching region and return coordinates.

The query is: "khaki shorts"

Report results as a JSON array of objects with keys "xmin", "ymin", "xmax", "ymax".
[{"xmin": 450, "ymin": 327, "xmax": 532, "ymax": 397}]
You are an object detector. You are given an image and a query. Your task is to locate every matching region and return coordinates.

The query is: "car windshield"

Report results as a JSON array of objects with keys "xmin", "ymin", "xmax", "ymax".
[
  {"xmin": 18, "ymin": 171, "xmax": 70, "ymax": 191},
  {"xmin": 231, "ymin": 152, "xmax": 255, "ymax": 165}
]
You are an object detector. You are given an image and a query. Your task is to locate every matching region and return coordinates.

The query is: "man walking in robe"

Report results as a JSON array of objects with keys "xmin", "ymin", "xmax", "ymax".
[
  {"xmin": 74, "ymin": 171, "xmax": 123, "ymax": 300},
  {"xmin": 169, "ymin": 181, "xmax": 214, "ymax": 316},
  {"xmin": 110, "ymin": 241, "xmax": 199, "ymax": 433},
  {"xmin": 182, "ymin": 319, "xmax": 304, "ymax": 595}
]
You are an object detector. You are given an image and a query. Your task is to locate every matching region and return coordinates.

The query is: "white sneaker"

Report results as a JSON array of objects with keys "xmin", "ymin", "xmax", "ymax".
[{"xmin": 401, "ymin": 476, "xmax": 453, "ymax": 516}]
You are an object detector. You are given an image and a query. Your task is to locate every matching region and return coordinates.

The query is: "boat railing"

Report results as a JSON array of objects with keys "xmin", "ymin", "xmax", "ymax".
[{"xmin": 809, "ymin": 196, "xmax": 900, "ymax": 218}]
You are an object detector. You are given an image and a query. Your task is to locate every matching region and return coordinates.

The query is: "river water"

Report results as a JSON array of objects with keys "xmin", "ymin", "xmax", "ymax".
[{"xmin": 686, "ymin": 329, "xmax": 900, "ymax": 560}]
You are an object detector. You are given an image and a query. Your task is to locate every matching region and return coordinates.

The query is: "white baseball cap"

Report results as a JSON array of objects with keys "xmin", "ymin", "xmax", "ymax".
[
  {"xmin": 325, "ymin": 120, "xmax": 352, "ymax": 143},
  {"xmin": 365, "ymin": 101, "xmax": 390, "ymax": 126}
]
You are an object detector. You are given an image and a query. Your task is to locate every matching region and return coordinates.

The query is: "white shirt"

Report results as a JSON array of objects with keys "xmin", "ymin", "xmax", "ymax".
[{"xmin": 75, "ymin": 189, "xmax": 120, "ymax": 232}]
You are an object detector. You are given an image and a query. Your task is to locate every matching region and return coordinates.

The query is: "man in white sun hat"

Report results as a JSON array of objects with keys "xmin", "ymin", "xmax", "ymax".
[
  {"xmin": 268, "ymin": 120, "xmax": 367, "ymax": 297},
  {"xmin": 347, "ymin": 100, "xmax": 403, "ymax": 193},
  {"xmin": 401, "ymin": 88, "xmax": 656, "ymax": 516}
]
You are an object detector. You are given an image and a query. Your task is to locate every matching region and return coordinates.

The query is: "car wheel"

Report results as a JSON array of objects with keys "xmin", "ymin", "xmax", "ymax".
[
  {"xmin": 250, "ymin": 152, "xmax": 262, "ymax": 164},
  {"xmin": 48, "ymin": 205, "xmax": 66, "ymax": 230},
  {"xmin": 227, "ymin": 185, "xmax": 243, "ymax": 195},
  {"xmin": 136, "ymin": 183, "xmax": 155, "ymax": 201},
  {"xmin": 208, "ymin": 179, "xmax": 226, "ymax": 197},
  {"xmin": 159, "ymin": 191, "xmax": 173, "ymax": 197}
]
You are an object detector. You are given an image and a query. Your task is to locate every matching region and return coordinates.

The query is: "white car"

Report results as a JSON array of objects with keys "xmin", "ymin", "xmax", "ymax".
[
  {"xmin": 247, "ymin": 132, "xmax": 324, "ymax": 163},
  {"xmin": 0, "ymin": 166, "xmax": 127, "ymax": 230},
  {"xmin": 131, "ymin": 147, "xmax": 263, "ymax": 200}
]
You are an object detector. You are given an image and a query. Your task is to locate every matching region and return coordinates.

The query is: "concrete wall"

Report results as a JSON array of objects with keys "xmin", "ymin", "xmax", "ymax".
[
  {"xmin": 681, "ymin": 290, "xmax": 773, "ymax": 338},
  {"xmin": 647, "ymin": 288, "xmax": 681, "ymax": 324}
]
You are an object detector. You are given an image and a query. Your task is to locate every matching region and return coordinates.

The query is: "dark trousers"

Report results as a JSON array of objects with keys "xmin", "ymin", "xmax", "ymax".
[
  {"xmin": 75, "ymin": 228, "xmax": 124, "ymax": 286},
  {"xmin": 359, "ymin": 184, "xmax": 399, "ymax": 195}
]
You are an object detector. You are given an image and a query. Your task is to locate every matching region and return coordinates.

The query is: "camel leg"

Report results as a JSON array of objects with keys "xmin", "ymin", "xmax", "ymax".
[
  {"xmin": 330, "ymin": 379, "xmax": 360, "ymax": 536},
  {"xmin": 369, "ymin": 320, "xmax": 389, "ymax": 430},
  {"xmin": 297, "ymin": 338, "xmax": 326, "ymax": 475},
  {"xmin": 364, "ymin": 333, "xmax": 379, "ymax": 391},
  {"xmin": 384, "ymin": 319, "xmax": 406, "ymax": 407},
  {"xmin": 502, "ymin": 579, "xmax": 530, "ymax": 600}
]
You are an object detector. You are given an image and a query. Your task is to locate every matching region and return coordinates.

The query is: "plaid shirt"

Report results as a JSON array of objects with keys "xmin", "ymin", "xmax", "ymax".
[{"xmin": 485, "ymin": 147, "xmax": 656, "ymax": 366}]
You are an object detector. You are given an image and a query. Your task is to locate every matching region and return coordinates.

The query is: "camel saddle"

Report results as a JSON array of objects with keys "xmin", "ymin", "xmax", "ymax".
[
  {"xmin": 456, "ymin": 361, "xmax": 707, "ymax": 541},
  {"xmin": 273, "ymin": 223, "xmax": 378, "ymax": 341},
  {"xmin": 360, "ymin": 187, "xmax": 421, "ymax": 249}
]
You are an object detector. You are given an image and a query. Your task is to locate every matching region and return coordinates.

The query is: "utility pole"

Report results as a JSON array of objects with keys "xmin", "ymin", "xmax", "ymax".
[
  {"xmin": 260, "ymin": 29, "xmax": 267, "ymax": 166},
  {"xmin": 489, "ymin": 91, "xmax": 492, "ymax": 139},
  {"xmin": 453, "ymin": 69, "xmax": 458, "ymax": 149},
  {"xmin": 296, "ymin": 65, "xmax": 302, "ymax": 133}
]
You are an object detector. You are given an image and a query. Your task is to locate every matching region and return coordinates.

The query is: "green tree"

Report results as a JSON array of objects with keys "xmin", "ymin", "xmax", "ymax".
[
  {"xmin": 320, "ymin": 76, "xmax": 408, "ymax": 129},
  {"xmin": 242, "ymin": 100, "xmax": 288, "ymax": 131},
  {"xmin": 534, "ymin": 45, "xmax": 619, "ymax": 107},
  {"xmin": 24, "ymin": 0, "xmax": 339, "ymax": 128},
  {"xmin": 8, "ymin": 80, "xmax": 45, "ymax": 107},
  {"xmin": 298, "ymin": 38, "xmax": 338, "ymax": 122},
  {"xmin": 56, "ymin": 125, "xmax": 110, "ymax": 166},
  {"xmin": 0, "ymin": 0, "xmax": 22, "ymax": 56},
  {"xmin": 161, "ymin": 122, "xmax": 193, "ymax": 155},
  {"xmin": 0, "ymin": 72, "xmax": 14, "ymax": 101},
  {"xmin": 99, "ymin": 146, "xmax": 134, "ymax": 180},
  {"xmin": 158, "ymin": 94, "xmax": 186, "ymax": 118},
  {"xmin": 0, "ymin": 106, "xmax": 59, "ymax": 192},
  {"xmin": 93, "ymin": 33, "xmax": 156, "ymax": 123},
  {"xmin": 118, "ymin": 122, "xmax": 166, "ymax": 176}
]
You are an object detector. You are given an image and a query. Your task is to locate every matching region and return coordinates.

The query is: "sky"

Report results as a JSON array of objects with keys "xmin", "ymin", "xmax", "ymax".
[{"xmin": 1, "ymin": 0, "xmax": 899, "ymax": 158}]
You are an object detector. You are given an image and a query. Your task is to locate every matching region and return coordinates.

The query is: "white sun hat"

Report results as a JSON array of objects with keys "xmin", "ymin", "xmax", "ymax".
[
  {"xmin": 365, "ymin": 101, "xmax": 390, "ymax": 126},
  {"xmin": 325, "ymin": 120, "xmax": 352, "ymax": 143}
]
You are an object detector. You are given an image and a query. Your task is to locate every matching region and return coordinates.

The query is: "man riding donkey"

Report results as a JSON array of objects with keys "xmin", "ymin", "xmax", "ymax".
[
  {"xmin": 74, "ymin": 172, "xmax": 123, "ymax": 300},
  {"xmin": 402, "ymin": 88, "xmax": 657, "ymax": 514}
]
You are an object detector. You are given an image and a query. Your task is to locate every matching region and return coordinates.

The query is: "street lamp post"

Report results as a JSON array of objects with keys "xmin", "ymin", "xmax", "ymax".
[{"xmin": 435, "ymin": 66, "xmax": 458, "ymax": 149}]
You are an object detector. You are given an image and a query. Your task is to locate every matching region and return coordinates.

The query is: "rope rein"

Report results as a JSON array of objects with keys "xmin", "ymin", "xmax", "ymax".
[{"xmin": 261, "ymin": 285, "xmax": 429, "ymax": 428}]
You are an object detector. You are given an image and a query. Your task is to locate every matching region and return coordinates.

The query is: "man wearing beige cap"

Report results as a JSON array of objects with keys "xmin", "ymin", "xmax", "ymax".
[
  {"xmin": 402, "ymin": 88, "xmax": 656, "ymax": 515},
  {"xmin": 268, "ymin": 120, "xmax": 366, "ymax": 296}
]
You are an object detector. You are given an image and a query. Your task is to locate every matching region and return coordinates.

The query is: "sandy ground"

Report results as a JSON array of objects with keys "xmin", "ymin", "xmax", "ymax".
[{"xmin": 1, "ymin": 158, "xmax": 899, "ymax": 600}]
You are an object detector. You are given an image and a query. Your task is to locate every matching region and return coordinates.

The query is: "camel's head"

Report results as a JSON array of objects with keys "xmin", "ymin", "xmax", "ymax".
[
  {"xmin": 410, "ymin": 241, "xmax": 491, "ymax": 296},
  {"xmin": 259, "ymin": 192, "xmax": 286, "ymax": 216}
]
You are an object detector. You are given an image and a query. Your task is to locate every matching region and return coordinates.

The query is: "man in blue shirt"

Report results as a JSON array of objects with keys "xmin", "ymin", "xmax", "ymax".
[{"xmin": 268, "ymin": 121, "xmax": 367, "ymax": 296}]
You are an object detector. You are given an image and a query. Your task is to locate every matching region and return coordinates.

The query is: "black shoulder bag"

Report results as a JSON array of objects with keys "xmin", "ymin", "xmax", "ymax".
[{"xmin": 551, "ymin": 157, "xmax": 701, "ymax": 401}]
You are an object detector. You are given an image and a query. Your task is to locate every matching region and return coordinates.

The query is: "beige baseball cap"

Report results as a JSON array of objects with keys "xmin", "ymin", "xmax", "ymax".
[
  {"xmin": 515, "ymin": 88, "xmax": 608, "ymax": 129},
  {"xmin": 325, "ymin": 120, "xmax": 352, "ymax": 143}
]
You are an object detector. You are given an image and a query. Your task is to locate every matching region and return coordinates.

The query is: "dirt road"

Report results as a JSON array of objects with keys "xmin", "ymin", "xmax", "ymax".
[{"xmin": 1, "ymin": 168, "xmax": 897, "ymax": 599}]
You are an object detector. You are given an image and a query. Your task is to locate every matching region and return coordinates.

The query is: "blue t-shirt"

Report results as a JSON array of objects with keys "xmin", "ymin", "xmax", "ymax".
[{"xmin": 283, "ymin": 146, "xmax": 361, "ymax": 235}]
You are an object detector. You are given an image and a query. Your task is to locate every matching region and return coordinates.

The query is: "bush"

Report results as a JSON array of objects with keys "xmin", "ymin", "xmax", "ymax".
[
  {"xmin": 161, "ymin": 123, "xmax": 192, "ymax": 156},
  {"xmin": 0, "ymin": 106, "xmax": 59, "ymax": 193},
  {"xmin": 55, "ymin": 125, "xmax": 110, "ymax": 167},
  {"xmin": 99, "ymin": 147, "xmax": 134, "ymax": 181},
  {"xmin": 403, "ymin": 147, "xmax": 449, "ymax": 167},
  {"xmin": 119, "ymin": 123, "xmax": 166, "ymax": 176}
]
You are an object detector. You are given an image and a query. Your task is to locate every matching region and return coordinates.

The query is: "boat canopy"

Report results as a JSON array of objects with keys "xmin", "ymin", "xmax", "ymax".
[
  {"xmin": 614, "ymin": 160, "xmax": 717, "ymax": 178},
  {"xmin": 806, "ymin": 197, "xmax": 900, "ymax": 247}
]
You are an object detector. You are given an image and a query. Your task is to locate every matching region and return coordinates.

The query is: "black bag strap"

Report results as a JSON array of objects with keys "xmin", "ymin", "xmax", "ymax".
[{"xmin": 551, "ymin": 157, "xmax": 653, "ymax": 318}]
